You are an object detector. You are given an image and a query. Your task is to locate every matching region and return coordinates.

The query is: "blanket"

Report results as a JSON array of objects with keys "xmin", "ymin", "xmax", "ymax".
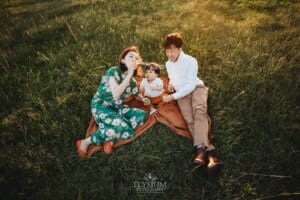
[{"xmin": 84, "ymin": 77, "xmax": 215, "ymax": 157}]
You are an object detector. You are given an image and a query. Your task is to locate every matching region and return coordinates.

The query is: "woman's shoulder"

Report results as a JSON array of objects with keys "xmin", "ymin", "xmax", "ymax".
[
  {"xmin": 105, "ymin": 66, "xmax": 122, "ymax": 76},
  {"xmin": 106, "ymin": 66, "xmax": 120, "ymax": 73}
]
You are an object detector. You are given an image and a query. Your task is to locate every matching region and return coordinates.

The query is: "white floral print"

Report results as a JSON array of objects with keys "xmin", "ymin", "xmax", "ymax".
[
  {"xmin": 99, "ymin": 113, "xmax": 106, "ymax": 119},
  {"xmin": 105, "ymin": 118, "xmax": 112, "ymax": 124},
  {"xmin": 106, "ymin": 129, "xmax": 116, "ymax": 140},
  {"xmin": 121, "ymin": 132, "xmax": 130, "ymax": 139},
  {"xmin": 115, "ymin": 100, "xmax": 122, "ymax": 105},
  {"xmin": 121, "ymin": 122, "xmax": 127, "ymax": 127},
  {"xmin": 132, "ymin": 87, "xmax": 138, "ymax": 95},
  {"xmin": 112, "ymin": 119, "xmax": 121, "ymax": 126},
  {"xmin": 122, "ymin": 108, "xmax": 130, "ymax": 114},
  {"xmin": 99, "ymin": 123, "xmax": 104, "ymax": 128},
  {"xmin": 101, "ymin": 75, "xmax": 108, "ymax": 83}
]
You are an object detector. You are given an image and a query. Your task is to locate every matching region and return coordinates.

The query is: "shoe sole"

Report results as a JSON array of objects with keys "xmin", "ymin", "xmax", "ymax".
[
  {"xmin": 76, "ymin": 140, "xmax": 87, "ymax": 158},
  {"xmin": 193, "ymin": 158, "xmax": 206, "ymax": 166}
]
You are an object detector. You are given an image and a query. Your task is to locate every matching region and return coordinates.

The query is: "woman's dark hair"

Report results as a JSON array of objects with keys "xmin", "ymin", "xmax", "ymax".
[
  {"xmin": 164, "ymin": 32, "xmax": 183, "ymax": 49},
  {"xmin": 145, "ymin": 62, "xmax": 160, "ymax": 76},
  {"xmin": 119, "ymin": 46, "xmax": 141, "ymax": 76}
]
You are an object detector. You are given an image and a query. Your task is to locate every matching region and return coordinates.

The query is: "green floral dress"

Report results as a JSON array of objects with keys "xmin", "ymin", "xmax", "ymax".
[{"xmin": 90, "ymin": 67, "xmax": 146, "ymax": 145}]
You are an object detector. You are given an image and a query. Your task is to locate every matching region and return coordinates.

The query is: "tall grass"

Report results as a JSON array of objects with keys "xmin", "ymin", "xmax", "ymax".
[{"xmin": 1, "ymin": 0, "xmax": 299, "ymax": 199}]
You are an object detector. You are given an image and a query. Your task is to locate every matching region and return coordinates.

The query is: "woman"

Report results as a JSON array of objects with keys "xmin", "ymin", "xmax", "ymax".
[{"xmin": 76, "ymin": 46, "xmax": 147, "ymax": 157}]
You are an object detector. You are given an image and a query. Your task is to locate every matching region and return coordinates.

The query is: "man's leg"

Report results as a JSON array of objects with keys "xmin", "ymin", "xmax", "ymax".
[
  {"xmin": 177, "ymin": 94, "xmax": 194, "ymax": 138},
  {"xmin": 177, "ymin": 90, "xmax": 209, "ymax": 166},
  {"xmin": 188, "ymin": 86, "xmax": 222, "ymax": 171},
  {"xmin": 192, "ymin": 86, "xmax": 209, "ymax": 147}
]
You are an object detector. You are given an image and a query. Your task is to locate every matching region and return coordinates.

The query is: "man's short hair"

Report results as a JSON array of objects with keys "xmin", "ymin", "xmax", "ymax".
[{"xmin": 164, "ymin": 32, "xmax": 183, "ymax": 49}]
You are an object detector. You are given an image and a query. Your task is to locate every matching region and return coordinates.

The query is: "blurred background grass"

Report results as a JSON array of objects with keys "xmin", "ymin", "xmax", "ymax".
[{"xmin": 0, "ymin": 0, "xmax": 299, "ymax": 199}]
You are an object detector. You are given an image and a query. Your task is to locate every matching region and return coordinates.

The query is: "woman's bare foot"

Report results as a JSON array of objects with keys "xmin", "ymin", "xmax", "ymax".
[{"xmin": 103, "ymin": 141, "xmax": 113, "ymax": 155}]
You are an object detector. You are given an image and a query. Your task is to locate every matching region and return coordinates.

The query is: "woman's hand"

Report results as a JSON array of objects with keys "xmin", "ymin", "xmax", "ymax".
[
  {"xmin": 127, "ymin": 61, "xmax": 136, "ymax": 76},
  {"xmin": 126, "ymin": 59, "xmax": 139, "ymax": 76},
  {"xmin": 111, "ymin": 50, "xmax": 140, "ymax": 100}
]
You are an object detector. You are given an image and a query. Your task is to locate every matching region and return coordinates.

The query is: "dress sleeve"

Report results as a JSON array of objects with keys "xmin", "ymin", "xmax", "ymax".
[
  {"xmin": 106, "ymin": 67, "xmax": 121, "ymax": 84},
  {"xmin": 131, "ymin": 80, "xmax": 140, "ymax": 97}
]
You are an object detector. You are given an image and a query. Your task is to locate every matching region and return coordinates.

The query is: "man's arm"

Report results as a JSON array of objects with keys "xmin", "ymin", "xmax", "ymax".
[{"xmin": 172, "ymin": 58, "xmax": 198, "ymax": 100}]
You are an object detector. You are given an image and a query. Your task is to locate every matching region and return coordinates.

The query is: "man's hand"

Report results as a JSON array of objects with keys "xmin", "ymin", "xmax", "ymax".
[
  {"xmin": 162, "ymin": 95, "xmax": 174, "ymax": 103},
  {"xmin": 168, "ymin": 83, "xmax": 175, "ymax": 93}
]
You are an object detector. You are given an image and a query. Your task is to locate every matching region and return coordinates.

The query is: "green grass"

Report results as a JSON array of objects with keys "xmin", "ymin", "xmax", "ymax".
[{"xmin": 0, "ymin": 0, "xmax": 299, "ymax": 199}]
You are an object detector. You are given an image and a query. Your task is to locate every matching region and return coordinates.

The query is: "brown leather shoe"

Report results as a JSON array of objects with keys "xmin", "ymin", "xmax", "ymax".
[
  {"xmin": 206, "ymin": 154, "xmax": 223, "ymax": 177},
  {"xmin": 193, "ymin": 148, "xmax": 207, "ymax": 166}
]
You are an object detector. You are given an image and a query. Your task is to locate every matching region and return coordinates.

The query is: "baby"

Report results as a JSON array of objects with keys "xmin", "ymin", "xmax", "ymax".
[{"xmin": 139, "ymin": 62, "xmax": 164, "ymax": 115}]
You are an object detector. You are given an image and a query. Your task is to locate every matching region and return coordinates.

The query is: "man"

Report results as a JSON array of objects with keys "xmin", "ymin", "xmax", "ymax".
[{"xmin": 162, "ymin": 32, "xmax": 221, "ymax": 170}]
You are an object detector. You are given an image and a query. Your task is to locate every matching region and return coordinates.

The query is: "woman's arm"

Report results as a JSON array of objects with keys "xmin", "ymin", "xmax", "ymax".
[
  {"xmin": 135, "ymin": 83, "xmax": 144, "ymax": 102},
  {"xmin": 109, "ymin": 71, "xmax": 134, "ymax": 100},
  {"xmin": 137, "ymin": 83, "xmax": 149, "ymax": 104}
]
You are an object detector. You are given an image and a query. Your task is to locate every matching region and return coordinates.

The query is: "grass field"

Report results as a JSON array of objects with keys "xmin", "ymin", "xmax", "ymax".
[{"xmin": 0, "ymin": 0, "xmax": 299, "ymax": 199}]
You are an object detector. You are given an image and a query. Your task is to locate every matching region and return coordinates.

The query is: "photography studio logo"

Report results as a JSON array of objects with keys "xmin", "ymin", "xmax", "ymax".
[{"xmin": 133, "ymin": 172, "xmax": 167, "ymax": 193}]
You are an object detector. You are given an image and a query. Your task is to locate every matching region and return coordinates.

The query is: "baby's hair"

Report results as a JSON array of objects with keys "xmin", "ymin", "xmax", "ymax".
[{"xmin": 145, "ymin": 62, "xmax": 160, "ymax": 76}]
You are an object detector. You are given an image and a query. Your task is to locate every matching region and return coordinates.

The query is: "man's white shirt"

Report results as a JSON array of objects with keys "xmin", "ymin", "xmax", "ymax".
[{"xmin": 166, "ymin": 51, "xmax": 204, "ymax": 100}]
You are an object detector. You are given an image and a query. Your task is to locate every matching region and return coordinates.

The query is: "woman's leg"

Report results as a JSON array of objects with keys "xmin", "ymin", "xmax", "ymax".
[
  {"xmin": 90, "ymin": 105, "xmax": 145, "ymax": 144},
  {"xmin": 121, "ymin": 107, "xmax": 147, "ymax": 129},
  {"xmin": 78, "ymin": 105, "xmax": 146, "ymax": 154}
]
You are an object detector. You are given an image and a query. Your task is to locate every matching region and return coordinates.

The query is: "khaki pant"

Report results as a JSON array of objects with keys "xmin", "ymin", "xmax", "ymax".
[{"xmin": 177, "ymin": 85, "xmax": 210, "ymax": 147}]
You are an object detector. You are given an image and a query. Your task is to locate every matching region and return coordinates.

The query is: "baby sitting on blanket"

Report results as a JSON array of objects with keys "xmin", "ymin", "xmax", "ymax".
[{"xmin": 139, "ymin": 62, "xmax": 164, "ymax": 115}]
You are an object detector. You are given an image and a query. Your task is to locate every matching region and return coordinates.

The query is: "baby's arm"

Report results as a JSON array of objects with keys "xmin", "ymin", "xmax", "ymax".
[
  {"xmin": 150, "ymin": 79, "xmax": 164, "ymax": 92},
  {"xmin": 135, "ymin": 93, "xmax": 144, "ymax": 102},
  {"xmin": 136, "ymin": 89, "xmax": 150, "ymax": 105},
  {"xmin": 151, "ymin": 84, "xmax": 164, "ymax": 91},
  {"xmin": 135, "ymin": 86, "xmax": 146, "ymax": 102}
]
